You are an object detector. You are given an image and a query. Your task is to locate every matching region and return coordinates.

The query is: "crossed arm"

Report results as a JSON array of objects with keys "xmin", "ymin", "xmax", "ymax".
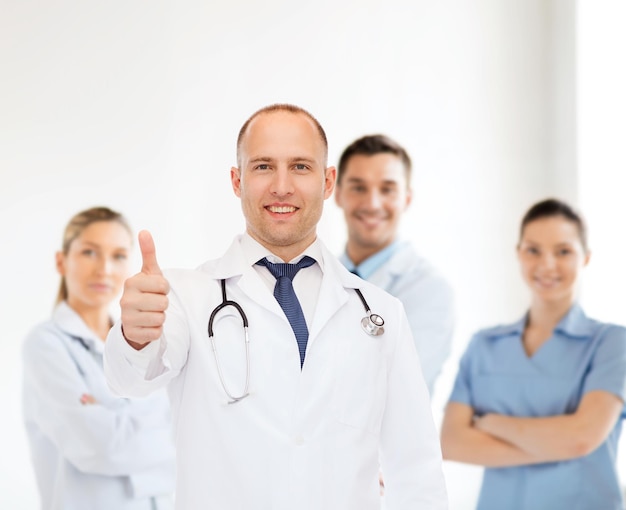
[{"xmin": 440, "ymin": 390, "xmax": 623, "ymax": 468}]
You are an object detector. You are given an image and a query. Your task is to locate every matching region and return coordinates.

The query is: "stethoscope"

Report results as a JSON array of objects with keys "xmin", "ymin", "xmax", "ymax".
[{"xmin": 207, "ymin": 279, "xmax": 385, "ymax": 404}]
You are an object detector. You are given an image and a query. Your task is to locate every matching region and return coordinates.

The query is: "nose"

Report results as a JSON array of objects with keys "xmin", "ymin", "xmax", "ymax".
[
  {"xmin": 270, "ymin": 167, "xmax": 294, "ymax": 197},
  {"xmin": 539, "ymin": 252, "xmax": 557, "ymax": 270},
  {"xmin": 95, "ymin": 255, "xmax": 113, "ymax": 275},
  {"xmin": 363, "ymin": 189, "xmax": 383, "ymax": 210}
]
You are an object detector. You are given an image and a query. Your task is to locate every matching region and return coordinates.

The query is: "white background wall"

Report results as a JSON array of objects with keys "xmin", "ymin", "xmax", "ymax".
[{"xmin": 1, "ymin": 1, "xmax": 621, "ymax": 508}]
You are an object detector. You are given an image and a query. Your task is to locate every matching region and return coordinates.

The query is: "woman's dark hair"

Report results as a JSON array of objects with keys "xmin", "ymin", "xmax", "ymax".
[
  {"xmin": 56, "ymin": 207, "xmax": 132, "ymax": 305},
  {"xmin": 519, "ymin": 198, "xmax": 589, "ymax": 253}
]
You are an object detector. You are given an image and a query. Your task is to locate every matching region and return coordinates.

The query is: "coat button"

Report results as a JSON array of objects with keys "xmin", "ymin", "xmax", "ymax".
[{"xmin": 294, "ymin": 435, "xmax": 305, "ymax": 446}]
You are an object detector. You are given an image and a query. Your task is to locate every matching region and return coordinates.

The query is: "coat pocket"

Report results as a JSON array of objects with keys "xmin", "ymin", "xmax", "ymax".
[{"xmin": 332, "ymin": 332, "xmax": 386, "ymax": 435}]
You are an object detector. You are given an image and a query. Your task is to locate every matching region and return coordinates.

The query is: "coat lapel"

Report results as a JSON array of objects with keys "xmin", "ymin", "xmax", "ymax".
[
  {"xmin": 203, "ymin": 235, "xmax": 362, "ymax": 339},
  {"xmin": 307, "ymin": 245, "xmax": 357, "ymax": 344},
  {"xmin": 205, "ymin": 235, "xmax": 289, "ymax": 321},
  {"xmin": 237, "ymin": 269, "xmax": 286, "ymax": 320}
]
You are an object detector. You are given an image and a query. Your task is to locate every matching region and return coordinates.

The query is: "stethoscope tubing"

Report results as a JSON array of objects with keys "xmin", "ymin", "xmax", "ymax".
[
  {"xmin": 208, "ymin": 280, "xmax": 251, "ymax": 404},
  {"xmin": 208, "ymin": 280, "xmax": 384, "ymax": 404}
]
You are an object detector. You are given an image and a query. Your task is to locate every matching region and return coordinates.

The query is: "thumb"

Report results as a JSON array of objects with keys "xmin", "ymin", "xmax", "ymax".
[{"xmin": 138, "ymin": 230, "xmax": 162, "ymax": 275}]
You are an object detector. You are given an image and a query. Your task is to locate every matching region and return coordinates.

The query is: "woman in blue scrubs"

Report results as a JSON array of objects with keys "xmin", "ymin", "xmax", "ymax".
[
  {"xmin": 441, "ymin": 198, "xmax": 626, "ymax": 510},
  {"xmin": 22, "ymin": 207, "xmax": 176, "ymax": 510}
]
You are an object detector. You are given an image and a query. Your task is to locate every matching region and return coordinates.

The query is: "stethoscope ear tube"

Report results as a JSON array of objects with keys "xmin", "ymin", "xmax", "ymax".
[
  {"xmin": 209, "ymin": 280, "xmax": 249, "ymax": 336},
  {"xmin": 208, "ymin": 279, "xmax": 250, "ymax": 404}
]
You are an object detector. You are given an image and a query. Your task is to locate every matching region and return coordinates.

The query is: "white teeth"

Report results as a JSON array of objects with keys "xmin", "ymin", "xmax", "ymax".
[{"xmin": 269, "ymin": 206, "xmax": 296, "ymax": 213}]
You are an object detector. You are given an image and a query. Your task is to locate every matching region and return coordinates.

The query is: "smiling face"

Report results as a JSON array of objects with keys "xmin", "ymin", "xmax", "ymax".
[
  {"xmin": 56, "ymin": 221, "xmax": 132, "ymax": 313},
  {"xmin": 334, "ymin": 152, "xmax": 411, "ymax": 264},
  {"xmin": 231, "ymin": 110, "xmax": 336, "ymax": 261},
  {"xmin": 517, "ymin": 215, "xmax": 590, "ymax": 306}
]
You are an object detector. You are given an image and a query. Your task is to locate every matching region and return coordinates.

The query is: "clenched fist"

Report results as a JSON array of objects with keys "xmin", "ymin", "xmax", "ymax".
[{"xmin": 120, "ymin": 230, "xmax": 170, "ymax": 349}]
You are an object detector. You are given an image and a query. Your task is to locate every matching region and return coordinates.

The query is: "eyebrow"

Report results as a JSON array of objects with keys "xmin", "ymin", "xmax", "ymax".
[
  {"xmin": 248, "ymin": 157, "xmax": 317, "ymax": 165},
  {"xmin": 288, "ymin": 157, "xmax": 316, "ymax": 164},
  {"xmin": 249, "ymin": 157, "xmax": 273, "ymax": 164},
  {"xmin": 345, "ymin": 176, "xmax": 399, "ymax": 186},
  {"xmin": 522, "ymin": 239, "xmax": 575, "ymax": 247},
  {"xmin": 78, "ymin": 240, "xmax": 128, "ymax": 251},
  {"xmin": 78, "ymin": 241, "xmax": 101, "ymax": 248}
]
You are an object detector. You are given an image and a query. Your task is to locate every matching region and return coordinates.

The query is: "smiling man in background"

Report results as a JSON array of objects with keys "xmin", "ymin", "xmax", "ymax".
[{"xmin": 335, "ymin": 134, "xmax": 454, "ymax": 395}]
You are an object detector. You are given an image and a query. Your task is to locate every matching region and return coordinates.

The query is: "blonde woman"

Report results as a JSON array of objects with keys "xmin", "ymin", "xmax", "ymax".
[{"xmin": 22, "ymin": 207, "xmax": 175, "ymax": 510}]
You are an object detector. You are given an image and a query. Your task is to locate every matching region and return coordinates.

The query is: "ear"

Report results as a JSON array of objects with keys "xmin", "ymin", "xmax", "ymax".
[
  {"xmin": 583, "ymin": 250, "xmax": 591, "ymax": 267},
  {"xmin": 231, "ymin": 167, "xmax": 242, "ymax": 197},
  {"xmin": 55, "ymin": 251, "xmax": 66, "ymax": 276},
  {"xmin": 404, "ymin": 187, "xmax": 413, "ymax": 210},
  {"xmin": 324, "ymin": 166, "xmax": 337, "ymax": 199},
  {"xmin": 334, "ymin": 180, "xmax": 343, "ymax": 207}
]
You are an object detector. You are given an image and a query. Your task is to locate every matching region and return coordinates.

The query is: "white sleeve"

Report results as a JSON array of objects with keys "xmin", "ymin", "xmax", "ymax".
[
  {"xmin": 22, "ymin": 327, "xmax": 175, "ymax": 477},
  {"xmin": 400, "ymin": 272, "xmax": 455, "ymax": 394},
  {"xmin": 104, "ymin": 278, "xmax": 191, "ymax": 398},
  {"xmin": 378, "ymin": 305, "xmax": 449, "ymax": 509}
]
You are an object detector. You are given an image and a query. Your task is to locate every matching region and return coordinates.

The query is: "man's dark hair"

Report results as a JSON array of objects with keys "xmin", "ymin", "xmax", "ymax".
[{"xmin": 337, "ymin": 134, "xmax": 412, "ymax": 185}]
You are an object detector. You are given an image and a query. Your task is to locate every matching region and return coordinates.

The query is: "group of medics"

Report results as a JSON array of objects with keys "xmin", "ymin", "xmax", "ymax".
[{"xmin": 21, "ymin": 103, "xmax": 626, "ymax": 510}]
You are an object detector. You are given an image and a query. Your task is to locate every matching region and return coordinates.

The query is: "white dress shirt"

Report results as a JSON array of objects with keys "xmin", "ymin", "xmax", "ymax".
[{"xmin": 242, "ymin": 232, "xmax": 323, "ymax": 329}]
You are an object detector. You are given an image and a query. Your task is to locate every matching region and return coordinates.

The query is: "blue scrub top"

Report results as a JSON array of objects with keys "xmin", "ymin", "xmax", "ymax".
[{"xmin": 449, "ymin": 304, "xmax": 626, "ymax": 510}]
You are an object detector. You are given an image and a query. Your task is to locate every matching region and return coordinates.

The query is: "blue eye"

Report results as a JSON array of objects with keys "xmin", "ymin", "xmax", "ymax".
[
  {"xmin": 114, "ymin": 253, "xmax": 128, "ymax": 261},
  {"xmin": 82, "ymin": 249, "xmax": 96, "ymax": 257}
]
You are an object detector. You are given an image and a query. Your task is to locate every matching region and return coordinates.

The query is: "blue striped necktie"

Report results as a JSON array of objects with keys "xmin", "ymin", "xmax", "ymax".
[{"xmin": 257, "ymin": 256, "xmax": 316, "ymax": 368}]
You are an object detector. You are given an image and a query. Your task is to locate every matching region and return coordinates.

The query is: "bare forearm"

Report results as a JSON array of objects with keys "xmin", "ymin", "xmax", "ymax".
[
  {"xmin": 476, "ymin": 414, "xmax": 593, "ymax": 461},
  {"xmin": 441, "ymin": 425, "xmax": 540, "ymax": 468}
]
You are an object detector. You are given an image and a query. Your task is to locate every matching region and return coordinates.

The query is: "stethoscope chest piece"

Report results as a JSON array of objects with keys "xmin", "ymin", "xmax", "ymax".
[{"xmin": 361, "ymin": 313, "xmax": 385, "ymax": 337}]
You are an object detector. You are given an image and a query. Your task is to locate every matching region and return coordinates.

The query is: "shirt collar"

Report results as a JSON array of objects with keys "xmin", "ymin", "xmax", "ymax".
[
  {"xmin": 52, "ymin": 301, "xmax": 106, "ymax": 354},
  {"xmin": 240, "ymin": 232, "xmax": 325, "ymax": 272},
  {"xmin": 554, "ymin": 303, "xmax": 594, "ymax": 337},
  {"xmin": 341, "ymin": 240, "xmax": 403, "ymax": 280},
  {"xmin": 487, "ymin": 303, "xmax": 594, "ymax": 340},
  {"xmin": 484, "ymin": 316, "xmax": 526, "ymax": 339}
]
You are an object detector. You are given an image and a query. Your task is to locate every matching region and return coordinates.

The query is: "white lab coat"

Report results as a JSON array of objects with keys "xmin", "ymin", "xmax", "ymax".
[
  {"xmin": 22, "ymin": 302, "xmax": 176, "ymax": 510},
  {"xmin": 366, "ymin": 242, "xmax": 455, "ymax": 394},
  {"xmin": 104, "ymin": 235, "xmax": 448, "ymax": 510}
]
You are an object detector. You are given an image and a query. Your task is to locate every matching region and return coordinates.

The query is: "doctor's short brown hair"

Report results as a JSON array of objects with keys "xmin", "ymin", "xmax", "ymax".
[{"xmin": 337, "ymin": 134, "xmax": 412, "ymax": 186}]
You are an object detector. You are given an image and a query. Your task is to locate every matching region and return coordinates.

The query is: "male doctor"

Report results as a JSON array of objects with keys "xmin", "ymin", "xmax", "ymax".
[
  {"xmin": 104, "ymin": 104, "xmax": 448, "ymax": 510},
  {"xmin": 334, "ymin": 134, "xmax": 454, "ymax": 395}
]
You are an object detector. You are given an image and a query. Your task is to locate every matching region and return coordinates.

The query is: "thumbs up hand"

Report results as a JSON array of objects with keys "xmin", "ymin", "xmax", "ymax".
[{"xmin": 120, "ymin": 230, "xmax": 170, "ymax": 349}]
